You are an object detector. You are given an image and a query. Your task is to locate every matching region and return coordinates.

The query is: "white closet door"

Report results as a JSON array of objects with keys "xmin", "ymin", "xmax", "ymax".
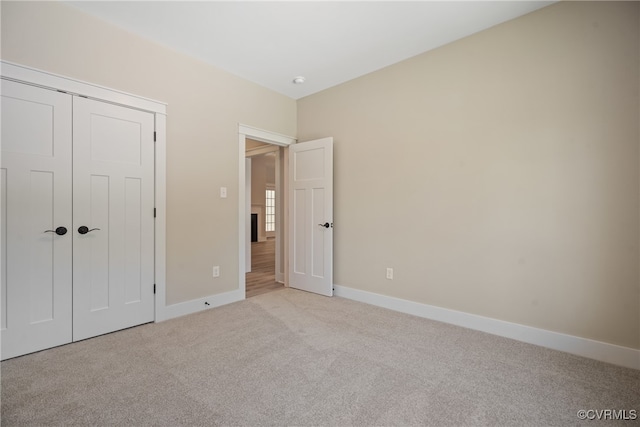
[
  {"xmin": 1, "ymin": 80, "xmax": 73, "ymax": 360},
  {"xmin": 72, "ymin": 97, "xmax": 155, "ymax": 341}
]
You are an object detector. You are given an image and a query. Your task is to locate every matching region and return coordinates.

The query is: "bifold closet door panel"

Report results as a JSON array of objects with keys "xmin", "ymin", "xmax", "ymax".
[
  {"xmin": 0, "ymin": 80, "xmax": 73, "ymax": 360},
  {"xmin": 72, "ymin": 97, "xmax": 155, "ymax": 341}
]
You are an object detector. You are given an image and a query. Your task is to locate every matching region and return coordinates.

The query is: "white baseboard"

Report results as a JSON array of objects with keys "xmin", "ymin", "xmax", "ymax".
[
  {"xmin": 334, "ymin": 285, "xmax": 639, "ymax": 370},
  {"xmin": 156, "ymin": 288, "xmax": 244, "ymax": 322}
]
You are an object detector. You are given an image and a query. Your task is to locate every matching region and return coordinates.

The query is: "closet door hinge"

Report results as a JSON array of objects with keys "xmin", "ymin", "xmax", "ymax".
[
  {"xmin": 154, "ymin": 208, "xmax": 156, "ymax": 218},
  {"xmin": 153, "ymin": 284, "xmax": 156, "ymax": 294},
  {"xmin": 154, "ymin": 131, "xmax": 157, "ymax": 142}
]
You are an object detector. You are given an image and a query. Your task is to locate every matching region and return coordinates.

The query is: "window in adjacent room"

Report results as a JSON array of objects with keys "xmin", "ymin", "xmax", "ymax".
[{"xmin": 265, "ymin": 189, "xmax": 275, "ymax": 232}]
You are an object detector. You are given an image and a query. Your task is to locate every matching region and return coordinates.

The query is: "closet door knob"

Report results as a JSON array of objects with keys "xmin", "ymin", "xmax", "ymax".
[
  {"xmin": 44, "ymin": 226, "xmax": 68, "ymax": 236},
  {"xmin": 78, "ymin": 226, "xmax": 100, "ymax": 235}
]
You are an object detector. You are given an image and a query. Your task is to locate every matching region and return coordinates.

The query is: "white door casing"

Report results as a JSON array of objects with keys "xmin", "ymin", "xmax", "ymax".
[
  {"xmin": 238, "ymin": 124, "xmax": 296, "ymax": 296},
  {"xmin": 288, "ymin": 138, "xmax": 333, "ymax": 296},
  {"xmin": 0, "ymin": 80, "xmax": 73, "ymax": 359},
  {"xmin": 72, "ymin": 97, "xmax": 155, "ymax": 341}
]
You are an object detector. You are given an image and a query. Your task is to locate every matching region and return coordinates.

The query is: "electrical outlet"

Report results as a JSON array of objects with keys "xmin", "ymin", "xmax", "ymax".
[
  {"xmin": 213, "ymin": 266, "xmax": 220, "ymax": 277},
  {"xmin": 220, "ymin": 187, "xmax": 227, "ymax": 198},
  {"xmin": 386, "ymin": 268, "xmax": 393, "ymax": 280}
]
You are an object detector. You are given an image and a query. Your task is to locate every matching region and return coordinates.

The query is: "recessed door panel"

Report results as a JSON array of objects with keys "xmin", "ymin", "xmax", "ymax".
[
  {"xmin": 294, "ymin": 148, "xmax": 324, "ymax": 181},
  {"xmin": 1, "ymin": 96, "xmax": 54, "ymax": 157},
  {"xmin": 293, "ymin": 188, "xmax": 307, "ymax": 274},
  {"xmin": 90, "ymin": 114, "xmax": 142, "ymax": 165},
  {"xmin": 124, "ymin": 177, "xmax": 142, "ymax": 304},
  {"xmin": 312, "ymin": 188, "xmax": 325, "ymax": 279},
  {"xmin": 89, "ymin": 175, "xmax": 110, "ymax": 311},
  {"xmin": 29, "ymin": 171, "xmax": 55, "ymax": 323}
]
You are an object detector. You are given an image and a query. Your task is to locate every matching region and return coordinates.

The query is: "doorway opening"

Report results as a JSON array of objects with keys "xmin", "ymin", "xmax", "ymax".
[
  {"xmin": 246, "ymin": 144, "xmax": 280, "ymax": 297},
  {"xmin": 237, "ymin": 125, "xmax": 296, "ymax": 299}
]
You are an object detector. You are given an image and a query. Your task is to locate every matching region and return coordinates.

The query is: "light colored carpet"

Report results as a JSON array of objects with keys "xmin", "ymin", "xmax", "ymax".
[{"xmin": 2, "ymin": 288, "xmax": 638, "ymax": 426}]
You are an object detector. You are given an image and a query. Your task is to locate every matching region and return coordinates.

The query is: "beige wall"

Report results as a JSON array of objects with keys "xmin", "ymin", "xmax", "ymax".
[
  {"xmin": 298, "ymin": 1, "xmax": 640, "ymax": 349},
  {"xmin": 251, "ymin": 155, "xmax": 275, "ymax": 206},
  {"xmin": 0, "ymin": 1, "xmax": 297, "ymax": 304}
]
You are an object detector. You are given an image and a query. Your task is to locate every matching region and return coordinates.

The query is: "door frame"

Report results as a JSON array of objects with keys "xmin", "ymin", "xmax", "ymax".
[
  {"xmin": 238, "ymin": 124, "xmax": 296, "ymax": 295},
  {"xmin": 0, "ymin": 60, "xmax": 169, "ymax": 322}
]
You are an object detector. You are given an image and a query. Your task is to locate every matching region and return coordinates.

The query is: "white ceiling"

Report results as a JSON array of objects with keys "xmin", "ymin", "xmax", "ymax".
[{"xmin": 66, "ymin": 1, "xmax": 554, "ymax": 100}]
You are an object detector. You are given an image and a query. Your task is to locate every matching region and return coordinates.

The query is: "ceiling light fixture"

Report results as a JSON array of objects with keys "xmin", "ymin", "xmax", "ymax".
[{"xmin": 292, "ymin": 76, "xmax": 306, "ymax": 84}]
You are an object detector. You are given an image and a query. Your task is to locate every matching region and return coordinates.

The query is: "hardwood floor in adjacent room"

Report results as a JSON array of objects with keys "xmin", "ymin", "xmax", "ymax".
[{"xmin": 246, "ymin": 237, "xmax": 283, "ymax": 298}]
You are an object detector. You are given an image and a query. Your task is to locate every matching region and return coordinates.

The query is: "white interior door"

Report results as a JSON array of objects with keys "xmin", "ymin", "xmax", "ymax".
[
  {"xmin": 288, "ymin": 137, "xmax": 333, "ymax": 296},
  {"xmin": 0, "ymin": 80, "xmax": 73, "ymax": 359},
  {"xmin": 72, "ymin": 97, "xmax": 155, "ymax": 341}
]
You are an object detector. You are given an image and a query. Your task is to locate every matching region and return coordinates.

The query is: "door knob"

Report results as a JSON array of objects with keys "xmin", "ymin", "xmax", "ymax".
[
  {"xmin": 318, "ymin": 222, "xmax": 331, "ymax": 228},
  {"xmin": 78, "ymin": 226, "xmax": 100, "ymax": 235},
  {"xmin": 44, "ymin": 226, "xmax": 68, "ymax": 236}
]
